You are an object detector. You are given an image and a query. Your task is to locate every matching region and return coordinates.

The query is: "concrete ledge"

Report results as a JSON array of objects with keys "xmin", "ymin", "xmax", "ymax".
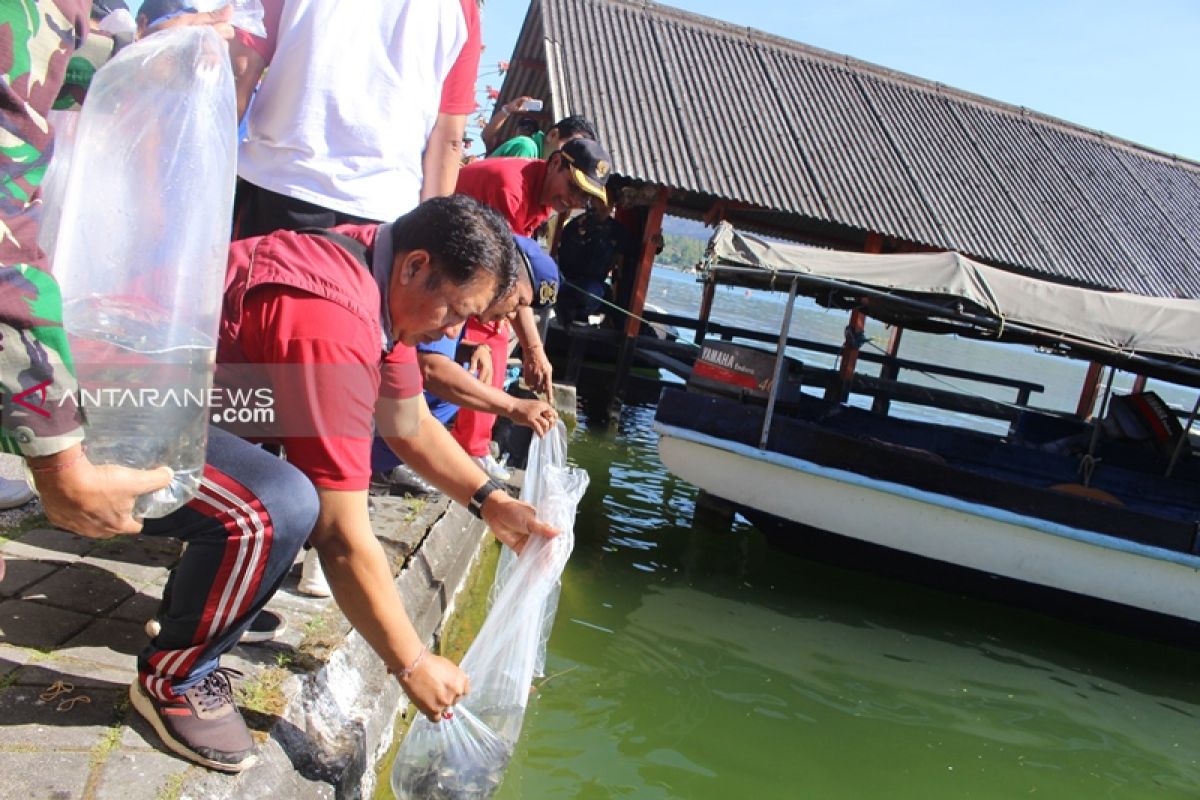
[{"xmin": 0, "ymin": 491, "xmax": 492, "ymax": 800}]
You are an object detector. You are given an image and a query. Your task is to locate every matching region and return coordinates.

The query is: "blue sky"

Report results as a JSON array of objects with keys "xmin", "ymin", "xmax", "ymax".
[{"xmin": 475, "ymin": 0, "xmax": 1200, "ymax": 161}]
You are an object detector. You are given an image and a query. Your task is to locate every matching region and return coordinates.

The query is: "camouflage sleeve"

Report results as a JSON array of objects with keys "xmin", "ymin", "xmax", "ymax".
[{"xmin": 0, "ymin": 0, "xmax": 93, "ymax": 456}]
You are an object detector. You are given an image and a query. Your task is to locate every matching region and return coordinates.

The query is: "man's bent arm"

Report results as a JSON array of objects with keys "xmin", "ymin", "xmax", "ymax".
[
  {"xmin": 420, "ymin": 353, "xmax": 556, "ymax": 435},
  {"xmin": 512, "ymin": 306, "xmax": 552, "ymax": 394},
  {"xmin": 308, "ymin": 488, "xmax": 467, "ymax": 719},
  {"xmin": 380, "ymin": 399, "xmax": 559, "ymax": 551},
  {"xmin": 229, "ymin": 39, "xmax": 266, "ymax": 121},
  {"xmin": 421, "ymin": 113, "xmax": 467, "ymax": 201},
  {"xmin": 420, "ymin": 353, "xmax": 517, "ymax": 419}
]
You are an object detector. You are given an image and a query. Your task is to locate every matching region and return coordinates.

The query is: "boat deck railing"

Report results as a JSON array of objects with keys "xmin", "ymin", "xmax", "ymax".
[{"xmin": 637, "ymin": 311, "xmax": 1044, "ymax": 419}]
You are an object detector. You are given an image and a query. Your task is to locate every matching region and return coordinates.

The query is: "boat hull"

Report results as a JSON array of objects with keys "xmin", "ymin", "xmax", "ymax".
[{"xmin": 655, "ymin": 422, "xmax": 1200, "ymax": 624}]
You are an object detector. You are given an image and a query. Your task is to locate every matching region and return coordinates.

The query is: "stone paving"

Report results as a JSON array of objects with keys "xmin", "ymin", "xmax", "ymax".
[{"xmin": 0, "ymin": 487, "xmax": 488, "ymax": 800}]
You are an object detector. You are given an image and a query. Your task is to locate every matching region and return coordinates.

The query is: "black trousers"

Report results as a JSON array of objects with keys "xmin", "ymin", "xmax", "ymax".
[{"xmin": 232, "ymin": 179, "xmax": 379, "ymax": 240}]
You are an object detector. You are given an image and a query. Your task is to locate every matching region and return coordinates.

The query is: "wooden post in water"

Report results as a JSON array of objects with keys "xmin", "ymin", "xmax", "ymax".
[
  {"xmin": 870, "ymin": 325, "xmax": 905, "ymax": 415},
  {"xmin": 826, "ymin": 232, "xmax": 883, "ymax": 403},
  {"xmin": 1076, "ymin": 361, "xmax": 1104, "ymax": 419},
  {"xmin": 695, "ymin": 274, "xmax": 716, "ymax": 345},
  {"xmin": 615, "ymin": 187, "xmax": 669, "ymax": 401}
]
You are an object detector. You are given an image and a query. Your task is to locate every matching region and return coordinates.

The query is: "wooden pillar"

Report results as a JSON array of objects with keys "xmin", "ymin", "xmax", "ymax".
[
  {"xmin": 1131, "ymin": 374, "xmax": 1148, "ymax": 394},
  {"xmin": 826, "ymin": 309, "xmax": 867, "ymax": 403},
  {"xmin": 695, "ymin": 275, "xmax": 716, "ymax": 345},
  {"xmin": 825, "ymin": 232, "xmax": 883, "ymax": 403},
  {"xmin": 623, "ymin": 187, "xmax": 669, "ymax": 339},
  {"xmin": 615, "ymin": 187, "xmax": 669, "ymax": 399},
  {"xmin": 870, "ymin": 325, "xmax": 904, "ymax": 415},
  {"xmin": 1076, "ymin": 361, "xmax": 1104, "ymax": 419}
]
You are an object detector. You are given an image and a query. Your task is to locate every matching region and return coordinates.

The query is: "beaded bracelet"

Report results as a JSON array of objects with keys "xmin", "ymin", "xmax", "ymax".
[
  {"xmin": 27, "ymin": 448, "xmax": 86, "ymax": 474},
  {"xmin": 394, "ymin": 646, "xmax": 428, "ymax": 681}
]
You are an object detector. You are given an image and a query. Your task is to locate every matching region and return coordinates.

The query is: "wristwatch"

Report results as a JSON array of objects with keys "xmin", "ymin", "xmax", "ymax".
[{"xmin": 468, "ymin": 478, "xmax": 507, "ymax": 519}]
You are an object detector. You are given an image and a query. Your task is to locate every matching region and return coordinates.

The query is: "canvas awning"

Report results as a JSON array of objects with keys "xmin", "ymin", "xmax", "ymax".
[{"xmin": 707, "ymin": 223, "xmax": 1200, "ymax": 381}]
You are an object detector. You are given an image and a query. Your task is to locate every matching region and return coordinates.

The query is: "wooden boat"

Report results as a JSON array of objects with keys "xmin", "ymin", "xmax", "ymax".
[{"xmin": 654, "ymin": 224, "xmax": 1200, "ymax": 628}]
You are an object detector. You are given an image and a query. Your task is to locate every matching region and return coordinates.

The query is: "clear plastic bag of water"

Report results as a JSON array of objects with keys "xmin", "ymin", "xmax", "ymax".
[
  {"xmin": 37, "ymin": 108, "xmax": 80, "ymax": 263},
  {"xmin": 50, "ymin": 26, "xmax": 237, "ymax": 518},
  {"xmin": 197, "ymin": 0, "xmax": 268, "ymax": 38},
  {"xmin": 392, "ymin": 422, "xmax": 588, "ymax": 799}
]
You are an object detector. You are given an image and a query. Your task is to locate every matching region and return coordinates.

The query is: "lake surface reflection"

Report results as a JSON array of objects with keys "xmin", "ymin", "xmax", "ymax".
[
  {"xmin": 494, "ymin": 401, "xmax": 1200, "ymax": 799},
  {"xmin": 387, "ymin": 265, "xmax": 1200, "ymax": 799}
]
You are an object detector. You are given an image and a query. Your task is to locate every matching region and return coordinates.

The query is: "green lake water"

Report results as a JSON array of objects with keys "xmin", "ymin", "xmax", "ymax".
[
  {"xmin": 488, "ymin": 403, "xmax": 1200, "ymax": 799},
  {"xmin": 392, "ymin": 266, "xmax": 1200, "ymax": 798}
]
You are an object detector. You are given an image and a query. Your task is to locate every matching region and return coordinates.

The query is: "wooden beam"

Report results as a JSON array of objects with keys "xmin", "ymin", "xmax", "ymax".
[
  {"xmin": 870, "ymin": 325, "xmax": 905, "ymax": 415},
  {"xmin": 616, "ymin": 187, "xmax": 669, "ymax": 400},
  {"xmin": 827, "ymin": 308, "xmax": 867, "ymax": 403},
  {"xmin": 623, "ymin": 187, "xmax": 669, "ymax": 339},
  {"xmin": 1076, "ymin": 361, "xmax": 1104, "ymax": 419},
  {"xmin": 825, "ymin": 232, "xmax": 882, "ymax": 402},
  {"xmin": 695, "ymin": 275, "xmax": 716, "ymax": 345}
]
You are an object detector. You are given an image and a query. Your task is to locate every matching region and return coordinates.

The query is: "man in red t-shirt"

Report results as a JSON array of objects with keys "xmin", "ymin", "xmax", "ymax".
[
  {"xmin": 456, "ymin": 136, "xmax": 613, "ymax": 238},
  {"xmin": 453, "ymin": 137, "xmax": 614, "ymax": 467}
]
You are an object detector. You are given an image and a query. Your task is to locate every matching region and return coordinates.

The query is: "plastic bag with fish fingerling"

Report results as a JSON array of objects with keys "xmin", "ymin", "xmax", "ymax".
[{"xmin": 392, "ymin": 422, "xmax": 587, "ymax": 799}]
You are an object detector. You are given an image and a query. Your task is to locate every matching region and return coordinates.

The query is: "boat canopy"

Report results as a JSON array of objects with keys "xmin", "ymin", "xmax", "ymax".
[{"xmin": 707, "ymin": 223, "xmax": 1200, "ymax": 381}]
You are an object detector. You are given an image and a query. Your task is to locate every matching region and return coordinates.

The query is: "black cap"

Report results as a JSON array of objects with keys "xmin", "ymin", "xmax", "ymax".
[{"xmin": 558, "ymin": 138, "xmax": 613, "ymax": 204}]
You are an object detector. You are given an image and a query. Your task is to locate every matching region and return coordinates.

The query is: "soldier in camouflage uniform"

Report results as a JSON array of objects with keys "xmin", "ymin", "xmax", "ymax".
[
  {"xmin": 0, "ymin": 1, "xmax": 106, "ymax": 467},
  {"xmin": 0, "ymin": 3, "xmax": 320, "ymax": 773}
]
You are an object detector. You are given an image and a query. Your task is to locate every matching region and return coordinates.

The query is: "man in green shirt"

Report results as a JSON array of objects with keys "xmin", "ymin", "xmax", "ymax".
[{"xmin": 482, "ymin": 97, "xmax": 597, "ymax": 159}]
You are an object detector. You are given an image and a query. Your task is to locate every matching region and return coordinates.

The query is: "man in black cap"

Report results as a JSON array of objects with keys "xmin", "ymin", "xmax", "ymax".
[
  {"xmin": 456, "ymin": 136, "xmax": 613, "ymax": 240},
  {"xmin": 452, "ymin": 136, "xmax": 611, "ymax": 475}
]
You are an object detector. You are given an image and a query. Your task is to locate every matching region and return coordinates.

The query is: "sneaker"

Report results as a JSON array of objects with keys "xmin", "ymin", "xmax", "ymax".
[
  {"xmin": 0, "ymin": 475, "xmax": 34, "ymax": 510},
  {"xmin": 369, "ymin": 464, "xmax": 436, "ymax": 497},
  {"xmin": 145, "ymin": 609, "xmax": 287, "ymax": 644},
  {"xmin": 129, "ymin": 669, "xmax": 257, "ymax": 772},
  {"xmin": 473, "ymin": 453, "xmax": 512, "ymax": 483},
  {"xmin": 239, "ymin": 609, "xmax": 287, "ymax": 643},
  {"xmin": 298, "ymin": 548, "xmax": 331, "ymax": 597}
]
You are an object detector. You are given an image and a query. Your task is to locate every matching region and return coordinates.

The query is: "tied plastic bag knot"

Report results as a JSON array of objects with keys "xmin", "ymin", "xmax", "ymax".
[
  {"xmin": 392, "ymin": 422, "xmax": 588, "ymax": 799},
  {"xmin": 188, "ymin": 0, "xmax": 267, "ymax": 37}
]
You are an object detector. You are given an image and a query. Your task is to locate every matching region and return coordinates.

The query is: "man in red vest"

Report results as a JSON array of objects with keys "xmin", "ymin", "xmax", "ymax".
[{"xmin": 126, "ymin": 195, "xmax": 556, "ymax": 772}]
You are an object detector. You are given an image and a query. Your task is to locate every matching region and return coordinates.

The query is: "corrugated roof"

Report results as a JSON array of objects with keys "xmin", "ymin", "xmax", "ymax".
[{"xmin": 495, "ymin": 0, "xmax": 1200, "ymax": 298}]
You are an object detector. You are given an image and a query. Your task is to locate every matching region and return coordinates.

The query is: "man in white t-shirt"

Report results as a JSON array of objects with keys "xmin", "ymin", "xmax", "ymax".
[
  {"xmin": 225, "ymin": 0, "xmax": 482, "ymax": 599},
  {"xmin": 229, "ymin": 0, "xmax": 481, "ymax": 237}
]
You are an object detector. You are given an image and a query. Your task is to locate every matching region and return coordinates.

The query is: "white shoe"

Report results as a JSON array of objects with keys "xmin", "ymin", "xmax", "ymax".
[
  {"xmin": 0, "ymin": 475, "xmax": 34, "ymax": 510},
  {"xmin": 298, "ymin": 549, "xmax": 331, "ymax": 597},
  {"xmin": 473, "ymin": 453, "xmax": 512, "ymax": 483}
]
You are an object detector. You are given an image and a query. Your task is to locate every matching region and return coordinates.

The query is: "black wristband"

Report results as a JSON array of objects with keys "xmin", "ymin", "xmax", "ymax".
[{"xmin": 468, "ymin": 478, "xmax": 506, "ymax": 519}]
